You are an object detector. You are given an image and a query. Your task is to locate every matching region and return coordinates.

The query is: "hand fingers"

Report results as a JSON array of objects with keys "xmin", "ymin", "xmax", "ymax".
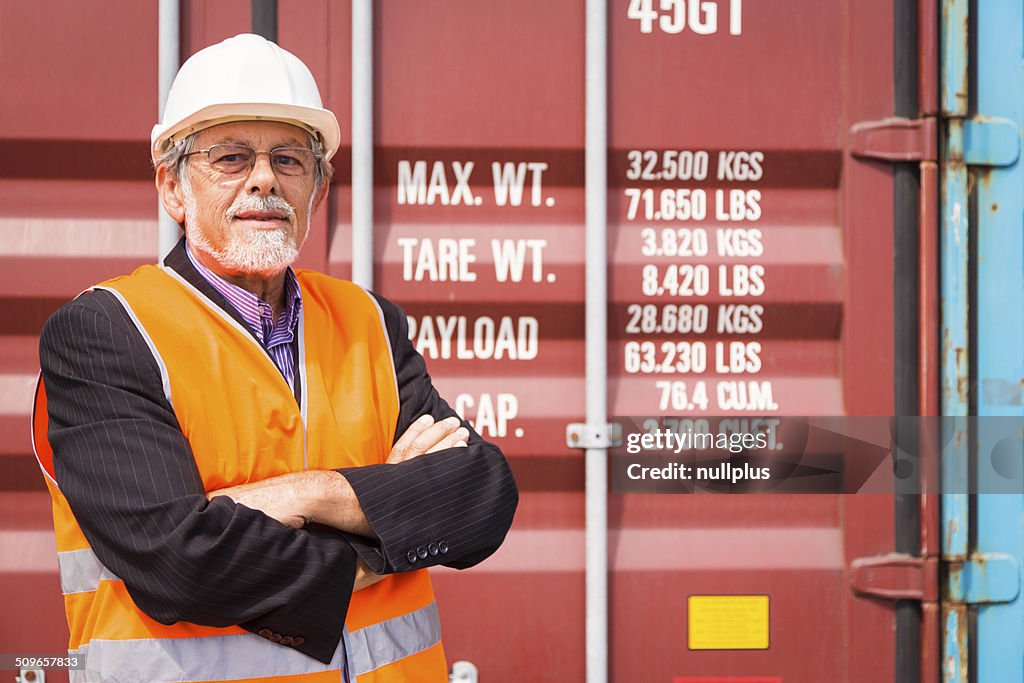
[
  {"xmin": 388, "ymin": 414, "xmax": 435, "ymax": 463},
  {"xmin": 389, "ymin": 415, "xmax": 469, "ymax": 464},
  {"xmin": 408, "ymin": 416, "xmax": 463, "ymax": 457},
  {"xmin": 425, "ymin": 426, "xmax": 470, "ymax": 454}
]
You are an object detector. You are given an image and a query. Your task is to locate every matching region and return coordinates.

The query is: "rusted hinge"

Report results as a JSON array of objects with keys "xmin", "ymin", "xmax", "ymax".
[
  {"xmin": 961, "ymin": 117, "xmax": 1020, "ymax": 167},
  {"xmin": 946, "ymin": 553, "xmax": 1020, "ymax": 605},
  {"xmin": 850, "ymin": 553, "xmax": 939, "ymax": 601},
  {"xmin": 850, "ymin": 117, "xmax": 938, "ymax": 162}
]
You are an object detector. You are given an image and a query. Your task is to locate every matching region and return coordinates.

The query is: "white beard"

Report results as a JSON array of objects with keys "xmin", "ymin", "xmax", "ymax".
[{"xmin": 181, "ymin": 176, "xmax": 309, "ymax": 277}]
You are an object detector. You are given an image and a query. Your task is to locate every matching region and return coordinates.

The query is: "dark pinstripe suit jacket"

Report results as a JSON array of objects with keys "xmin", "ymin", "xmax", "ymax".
[{"xmin": 38, "ymin": 239, "xmax": 518, "ymax": 664}]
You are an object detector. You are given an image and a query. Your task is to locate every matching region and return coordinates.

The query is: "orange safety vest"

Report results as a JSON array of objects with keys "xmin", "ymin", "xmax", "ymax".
[{"xmin": 33, "ymin": 264, "xmax": 447, "ymax": 682}]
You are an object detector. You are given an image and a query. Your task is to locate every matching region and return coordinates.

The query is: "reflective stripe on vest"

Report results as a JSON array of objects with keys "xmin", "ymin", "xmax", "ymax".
[
  {"xmin": 36, "ymin": 264, "xmax": 445, "ymax": 682},
  {"xmin": 68, "ymin": 632, "xmax": 347, "ymax": 683},
  {"xmin": 57, "ymin": 548, "xmax": 119, "ymax": 594},
  {"xmin": 55, "ymin": 547, "xmax": 443, "ymax": 678},
  {"xmin": 349, "ymin": 602, "xmax": 442, "ymax": 676}
]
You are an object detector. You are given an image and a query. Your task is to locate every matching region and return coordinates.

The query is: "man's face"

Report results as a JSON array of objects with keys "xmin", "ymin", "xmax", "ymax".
[{"xmin": 162, "ymin": 120, "xmax": 325, "ymax": 278}]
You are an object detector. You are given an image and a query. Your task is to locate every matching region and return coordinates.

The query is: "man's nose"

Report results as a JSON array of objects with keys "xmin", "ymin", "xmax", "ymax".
[{"xmin": 247, "ymin": 152, "xmax": 278, "ymax": 195}]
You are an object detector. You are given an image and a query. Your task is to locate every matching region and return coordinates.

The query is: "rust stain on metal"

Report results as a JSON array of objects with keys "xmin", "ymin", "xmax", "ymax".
[
  {"xmin": 941, "ymin": 328, "xmax": 955, "ymax": 399},
  {"xmin": 975, "ymin": 168, "xmax": 991, "ymax": 194},
  {"xmin": 939, "ymin": 0, "xmax": 968, "ymax": 113},
  {"xmin": 957, "ymin": 377, "xmax": 969, "ymax": 402},
  {"xmin": 954, "ymin": 347, "xmax": 969, "ymax": 402},
  {"xmin": 956, "ymin": 608, "xmax": 968, "ymax": 663},
  {"xmin": 941, "ymin": 605, "xmax": 970, "ymax": 681},
  {"xmin": 946, "ymin": 517, "xmax": 961, "ymax": 556},
  {"xmin": 956, "ymin": 10, "xmax": 969, "ymax": 111},
  {"xmin": 990, "ymin": 202, "xmax": 999, "ymax": 212}
]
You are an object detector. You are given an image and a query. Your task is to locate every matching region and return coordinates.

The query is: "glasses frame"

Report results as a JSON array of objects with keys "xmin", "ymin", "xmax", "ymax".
[{"xmin": 182, "ymin": 143, "xmax": 323, "ymax": 178}]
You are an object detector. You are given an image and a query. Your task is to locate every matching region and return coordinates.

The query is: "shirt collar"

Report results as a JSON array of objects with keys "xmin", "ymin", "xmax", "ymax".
[{"xmin": 184, "ymin": 242, "xmax": 302, "ymax": 342}]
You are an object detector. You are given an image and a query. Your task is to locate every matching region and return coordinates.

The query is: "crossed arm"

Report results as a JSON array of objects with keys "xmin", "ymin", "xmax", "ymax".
[{"xmin": 207, "ymin": 413, "xmax": 470, "ymax": 591}]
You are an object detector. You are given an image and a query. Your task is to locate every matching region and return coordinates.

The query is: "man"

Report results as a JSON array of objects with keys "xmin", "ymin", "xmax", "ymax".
[{"xmin": 33, "ymin": 33, "xmax": 518, "ymax": 682}]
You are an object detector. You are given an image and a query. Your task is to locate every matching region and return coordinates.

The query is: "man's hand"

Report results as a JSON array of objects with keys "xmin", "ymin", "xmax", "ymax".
[
  {"xmin": 354, "ymin": 556, "xmax": 386, "ymax": 591},
  {"xmin": 206, "ymin": 414, "xmax": 468, "ymax": 531},
  {"xmin": 207, "ymin": 472, "xmax": 316, "ymax": 529},
  {"xmin": 387, "ymin": 414, "xmax": 468, "ymax": 464}
]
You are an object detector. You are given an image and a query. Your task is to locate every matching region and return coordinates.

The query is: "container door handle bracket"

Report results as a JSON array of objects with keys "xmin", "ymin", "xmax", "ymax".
[
  {"xmin": 566, "ymin": 422, "xmax": 621, "ymax": 449},
  {"xmin": 850, "ymin": 117, "xmax": 938, "ymax": 162},
  {"xmin": 850, "ymin": 553, "xmax": 939, "ymax": 601}
]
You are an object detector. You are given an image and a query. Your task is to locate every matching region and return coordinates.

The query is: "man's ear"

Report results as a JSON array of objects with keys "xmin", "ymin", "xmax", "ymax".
[
  {"xmin": 311, "ymin": 179, "xmax": 330, "ymax": 215},
  {"xmin": 156, "ymin": 164, "xmax": 187, "ymax": 224}
]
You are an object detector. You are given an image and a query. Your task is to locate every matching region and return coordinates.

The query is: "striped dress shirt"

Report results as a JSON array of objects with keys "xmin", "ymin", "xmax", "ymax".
[{"xmin": 185, "ymin": 244, "xmax": 301, "ymax": 390}]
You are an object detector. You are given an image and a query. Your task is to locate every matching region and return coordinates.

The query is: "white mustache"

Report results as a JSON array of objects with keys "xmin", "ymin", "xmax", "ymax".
[{"xmin": 226, "ymin": 194, "xmax": 297, "ymax": 222}]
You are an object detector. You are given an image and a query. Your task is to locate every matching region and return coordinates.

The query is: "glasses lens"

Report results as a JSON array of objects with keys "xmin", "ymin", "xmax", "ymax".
[
  {"xmin": 271, "ymin": 148, "xmax": 317, "ymax": 176},
  {"xmin": 207, "ymin": 145, "xmax": 255, "ymax": 174}
]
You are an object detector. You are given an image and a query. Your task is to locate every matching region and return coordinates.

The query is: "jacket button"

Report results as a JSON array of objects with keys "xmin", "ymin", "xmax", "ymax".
[
  {"xmin": 417, "ymin": 545, "xmax": 428, "ymax": 559},
  {"xmin": 258, "ymin": 629, "xmax": 272, "ymax": 638},
  {"xmin": 270, "ymin": 633, "xmax": 283, "ymax": 643},
  {"xmin": 439, "ymin": 541, "xmax": 449, "ymax": 554},
  {"xmin": 293, "ymin": 637, "xmax": 304, "ymax": 646},
  {"xmin": 428, "ymin": 542, "xmax": 439, "ymax": 556},
  {"xmin": 407, "ymin": 549, "xmax": 418, "ymax": 563},
  {"xmin": 280, "ymin": 636, "xmax": 293, "ymax": 646}
]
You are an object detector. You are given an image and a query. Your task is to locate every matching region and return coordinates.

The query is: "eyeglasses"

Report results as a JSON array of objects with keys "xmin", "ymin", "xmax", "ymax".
[{"xmin": 183, "ymin": 144, "xmax": 321, "ymax": 177}]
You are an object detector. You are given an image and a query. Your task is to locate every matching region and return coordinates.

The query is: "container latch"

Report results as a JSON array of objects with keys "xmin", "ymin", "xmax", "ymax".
[
  {"xmin": 961, "ymin": 117, "xmax": 1020, "ymax": 167},
  {"xmin": 946, "ymin": 553, "xmax": 1020, "ymax": 605}
]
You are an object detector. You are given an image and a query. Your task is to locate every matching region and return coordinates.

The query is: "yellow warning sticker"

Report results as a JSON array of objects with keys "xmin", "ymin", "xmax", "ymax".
[{"xmin": 687, "ymin": 595, "xmax": 770, "ymax": 650}]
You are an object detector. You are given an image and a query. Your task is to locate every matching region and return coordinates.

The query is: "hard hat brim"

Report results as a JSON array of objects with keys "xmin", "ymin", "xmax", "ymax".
[{"xmin": 151, "ymin": 102, "xmax": 342, "ymax": 163}]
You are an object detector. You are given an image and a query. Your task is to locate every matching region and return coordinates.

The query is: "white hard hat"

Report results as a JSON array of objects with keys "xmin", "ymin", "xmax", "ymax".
[{"xmin": 151, "ymin": 33, "xmax": 341, "ymax": 162}]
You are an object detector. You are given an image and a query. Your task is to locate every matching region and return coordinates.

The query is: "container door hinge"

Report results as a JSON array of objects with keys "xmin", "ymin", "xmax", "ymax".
[
  {"xmin": 566, "ymin": 422, "xmax": 621, "ymax": 449},
  {"xmin": 960, "ymin": 117, "xmax": 1020, "ymax": 167},
  {"xmin": 946, "ymin": 553, "xmax": 1020, "ymax": 605},
  {"xmin": 850, "ymin": 553, "xmax": 939, "ymax": 601},
  {"xmin": 850, "ymin": 117, "xmax": 938, "ymax": 162}
]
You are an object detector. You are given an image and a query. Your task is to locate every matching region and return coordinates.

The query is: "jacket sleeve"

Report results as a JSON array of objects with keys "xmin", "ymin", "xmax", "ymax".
[
  {"xmin": 39, "ymin": 292, "xmax": 355, "ymax": 665},
  {"xmin": 338, "ymin": 294, "xmax": 519, "ymax": 574}
]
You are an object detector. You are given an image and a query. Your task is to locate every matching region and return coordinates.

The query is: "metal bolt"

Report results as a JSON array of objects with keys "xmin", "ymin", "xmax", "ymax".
[
  {"xmin": 449, "ymin": 660, "xmax": 478, "ymax": 683},
  {"xmin": 23, "ymin": 671, "xmax": 38, "ymax": 682}
]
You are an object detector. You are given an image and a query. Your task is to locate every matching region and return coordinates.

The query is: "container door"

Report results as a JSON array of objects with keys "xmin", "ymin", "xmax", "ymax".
[
  {"xmin": 970, "ymin": 0, "xmax": 1024, "ymax": 680},
  {"xmin": 606, "ymin": 1, "xmax": 900, "ymax": 680}
]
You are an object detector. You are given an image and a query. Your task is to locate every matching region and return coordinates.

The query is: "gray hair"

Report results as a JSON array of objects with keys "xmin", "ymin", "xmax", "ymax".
[{"xmin": 153, "ymin": 129, "xmax": 334, "ymax": 191}]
